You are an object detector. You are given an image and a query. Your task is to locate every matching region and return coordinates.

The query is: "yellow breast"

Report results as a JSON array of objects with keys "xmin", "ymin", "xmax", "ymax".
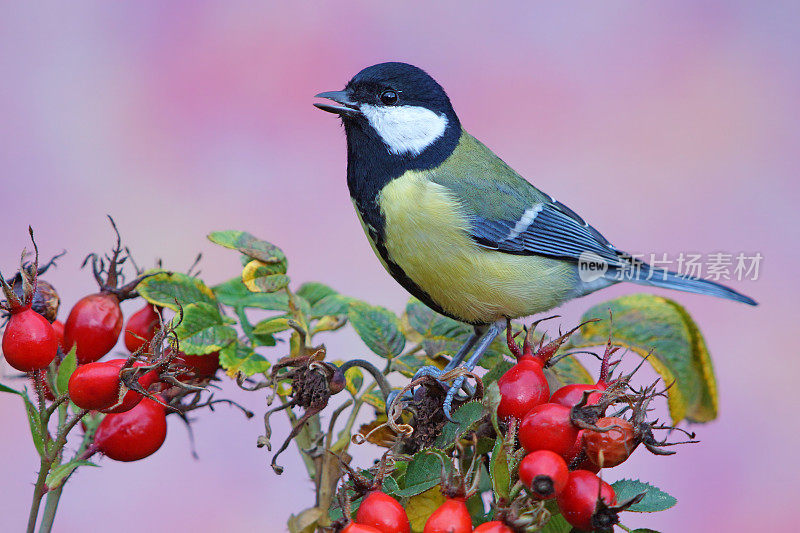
[{"xmin": 371, "ymin": 171, "xmax": 579, "ymax": 323}]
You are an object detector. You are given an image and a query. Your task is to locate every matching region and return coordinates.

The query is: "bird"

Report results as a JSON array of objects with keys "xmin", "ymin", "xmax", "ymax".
[{"xmin": 314, "ymin": 62, "xmax": 756, "ymax": 417}]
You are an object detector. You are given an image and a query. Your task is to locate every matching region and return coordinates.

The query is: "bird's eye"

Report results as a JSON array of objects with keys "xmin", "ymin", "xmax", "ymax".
[{"xmin": 380, "ymin": 90, "xmax": 399, "ymax": 105}]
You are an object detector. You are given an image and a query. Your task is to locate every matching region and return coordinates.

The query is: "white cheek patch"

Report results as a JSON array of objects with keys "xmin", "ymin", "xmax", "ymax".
[{"xmin": 360, "ymin": 104, "xmax": 449, "ymax": 156}]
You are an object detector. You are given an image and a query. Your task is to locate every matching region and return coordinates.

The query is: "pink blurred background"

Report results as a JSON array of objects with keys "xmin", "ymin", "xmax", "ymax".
[{"xmin": 1, "ymin": 2, "xmax": 797, "ymax": 531}]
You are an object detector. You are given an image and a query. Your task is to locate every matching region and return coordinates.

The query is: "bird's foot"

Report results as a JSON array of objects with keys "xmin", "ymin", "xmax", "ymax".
[
  {"xmin": 386, "ymin": 319, "xmax": 507, "ymax": 422},
  {"xmin": 385, "ymin": 365, "xmax": 474, "ymax": 416}
]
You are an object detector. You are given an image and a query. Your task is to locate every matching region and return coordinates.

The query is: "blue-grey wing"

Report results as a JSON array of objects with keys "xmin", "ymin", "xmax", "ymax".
[{"xmin": 468, "ymin": 200, "xmax": 626, "ymax": 267}]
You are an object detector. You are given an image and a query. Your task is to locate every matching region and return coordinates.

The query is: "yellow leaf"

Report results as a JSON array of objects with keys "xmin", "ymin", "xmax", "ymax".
[
  {"xmin": 358, "ymin": 415, "xmax": 397, "ymax": 448},
  {"xmin": 579, "ymin": 293, "xmax": 718, "ymax": 423},
  {"xmin": 312, "ymin": 315, "xmax": 347, "ymax": 334},
  {"xmin": 242, "ymin": 259, "xmax": 290, "ymax": 293},
  {"xmin": 406, "ymin": 485, "xmax": 445, "ymax": 533},
  {"xmin": 287, "ymin": 507, "xmax": 323, "ymax": 533}
]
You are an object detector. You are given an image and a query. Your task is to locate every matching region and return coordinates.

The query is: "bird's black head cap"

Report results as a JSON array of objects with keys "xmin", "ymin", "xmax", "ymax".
[{"xmin": 345, "ymin": 62, "xmax": 458, "ymax": 121}]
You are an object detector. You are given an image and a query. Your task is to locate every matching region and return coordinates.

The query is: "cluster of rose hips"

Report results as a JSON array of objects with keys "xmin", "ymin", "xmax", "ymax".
[
  {"xmin": 0, "ymin": 228, "xmax": 221, "ymax": 464},
  {"xmin": 333, "ymin": 315, "xmax": 688, "ymax": 533},
  {"xmin": 491, "ymin": 319, "xmax": 684, "ymax": 531}
]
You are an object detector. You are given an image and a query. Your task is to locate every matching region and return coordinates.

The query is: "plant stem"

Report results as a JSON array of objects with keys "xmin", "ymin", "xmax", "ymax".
[
  {"xmin": 331, "ymin": 382, "xmax": 375, "ymax": 453},
  {"xmin": 38, "ymin": 486, "xmax": 63, "ymax": 533},
  {"xmin": 33, "ymin": 370, "xmax": 51, "ymax": 449},
  {"xmin": 44, "ymin": 394, "xmax": 69, "ymax": 419},
  {"xmin": 46, "ymin": 410, "xmax": 88, "ymax": 462},
  {"xmin": 25, "ymin": 409, "xmax": 89, "ymax": 533},
  {"xmin": 26, "ymin": 370, "xmax": 52, "ymax": 533},
  {"xmin": 26, "ymin": 461, "xmax": 48, "ymax": 533}
]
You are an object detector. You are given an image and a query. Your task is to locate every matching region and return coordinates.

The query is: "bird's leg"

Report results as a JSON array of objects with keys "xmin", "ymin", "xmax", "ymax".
[
  {"xmin": 414, "ymin": 327, "xmax": 483, "ymax": 378},
  {"xmin": 442, "ymin": 326, "xmax": 483, "ymax": 371},
  {"xmin": 443, "ymin": 319, "xmax": 506, "ymax": 420},
  {"xmin": 386, "ymin": 327, "xmax": 483, "ymax": 410}
]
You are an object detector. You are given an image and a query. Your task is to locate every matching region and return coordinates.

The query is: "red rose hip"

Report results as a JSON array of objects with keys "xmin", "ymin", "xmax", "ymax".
[
  {"xmin": 356, "ymin": 490, "xmax": 410, "ymax": 533},
  {"xmin": 2, "ymin": 308, "xmax": 58, "ymax": 372},
  {"xmin": 124, "ymin": 303, "xmax": 160, "ymax": 353},
  {"xmin": 518, "ymin": 450, "xmax": 569, "ymax": 499},
  {"xmin": 64, "ymin": 292, "xmax": 124, "ymax": 363},
  {"xmin": 519, "ymin": 403, "xmax": 580, "ymax": 458},
  {"xmin": 423, "ymin": 497, "xmax": 472, "ymax": 533},
  {"xmin": 557, "ymin": 470, "xmax": 618, "ymax": 531},
  {"xmin": 94, "ymin": 397, "xmax": 167, "ymax": 461}
]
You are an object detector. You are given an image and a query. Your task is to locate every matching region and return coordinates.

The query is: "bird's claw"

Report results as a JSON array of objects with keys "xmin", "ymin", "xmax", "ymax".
[
  {"xmin": 443, "ymin": 376, "xmax": 467, "ymax": 421},
  {"xmin": 412, "ymin": 366, "xmax": 448, "ymax": 380},
  {"xmin": 385, "ymin": 366, "xmax": 446, "ymax": 412},
  {"xmin": 386, "ymin": 365, "xmax": 475, "ymax": 422}
]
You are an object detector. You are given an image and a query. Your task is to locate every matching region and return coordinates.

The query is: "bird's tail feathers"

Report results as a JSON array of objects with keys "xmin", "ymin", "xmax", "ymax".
[{"xmin": 607, "ymin": 262, "xmax": 757, "ymax": 306}]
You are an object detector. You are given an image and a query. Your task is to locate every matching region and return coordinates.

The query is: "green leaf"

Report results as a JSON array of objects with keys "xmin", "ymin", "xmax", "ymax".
[
  {"xmin": 490, "ymin": 433, "xmax": 510, "ymax": 500},
  {"xmin": 252, "ymin": 316, "xmax": 292, "ymax": 336},
  {"xmin": 404, "ymin": 298, "xmax": 480, "ymax": 365},
  {"xmin": 310, "ymin": 294, "xmax": 356, "ymax": 318},
  {"xmin": 632, "ymin": 529, "xmax": 663, "ymax": 533},
  {"xmin": 547, "ymin": 354, "xmax": 594, "ymax": 387},
  {"xmin": 478, "ymin": 336, "xmax": 514, "ymax": 371},
  {"xmin": 220, "ymin": 342, "xmax": 271, "ymax": 377},
  {"xmin": 406, "ymin": 298, "xmax": 471, "ymax": 339},
  {"xmin": 235, "ymin": 306, "xmax": 276, "ymax": 347},
  {"xmin": 611, "ymin": 479, "xmax": 677, "ymax": 512},
  {"xmin": 23, "ymin": 395, "xmax": 45, "ymax": 457},
  {"xmin": 250, "ymin": 332, "xmax": 276, "ymax": 348},
  {"xmin": 46, "ymin": 460, "xmax": 97, "ymax": 490},
  {"xmin": 213, "ymin": 277, "xmax": 290, "ymax": 310},
  {"xmin": 434, "ymin": 401, "xmax": 484, "ymax": 449},
  {"xmin": 241, "ymin": 260, "xmax": 290, "ymax": 293},
  {"xmin": 288, "ymin": 292, "xmax": 312, "ymax": 320},
  {"xmin": 173, "ymin": 302, "xmax": 237, "ymax": 355},
  {"xmin": 476, "ymin": 461, "xmax": 493, "ymax": 493},
  {"xmin": 405, "ymin": 298, "xmax": 471, "ymax": 356},
  {"xmin": 207, "ymin": 230, "xmax": 287, "ymax": 267},
  {"xmin": 577, "ymin": 293, "xmax": 717, "ymax": 423},
  {"xmin": 466, "ymin": 493, "xmax": 486, "ymax": 524},
  {"xmin": 361, "ymin": 391, "xmax": 386, "ymax": 412},
  {"xmin": 482, "ymin": 358, "xmax": 513, "ymax": 386},
  {"xmin": 138, "ymin": 271, "xmax": 217, "ymax": 311},
  {"xmin": 311, "ymin": 315, "xmax": 347, "ymax": 334},
  {"xmin": 80, "ymin": 411, "xmax": 105, "ymax": 436},
  {"xmin": 538, "ymin": 513, "xmax": 572, "ymax": 533},
  {"xmin": 348, "ymin": 302, "xmax": 405, "ymax": 358},
  {"xmin": 55, "ymin": 346, "xmax": 78, "ymax": 396},
  {"xmin": 395, "ymin": 451, "xmax": 445, "ymax": 497},
  {"xmin": 484, "ymin": 382, "xmax": 502, "ymax": 434},
  {"xmin": 296, "ymin": 282, "xmax": 338, "ymax": 306},
  {"xmin": 382, "ymin": 475, "xmax": 401, "ymax": 495},
  {"xmin": 0, "ymin": 383, "xmax": 22, "ymax": 395},
  {"xmin": 391, "ymin": 351, "xmax": 429, "ymax": 378}
]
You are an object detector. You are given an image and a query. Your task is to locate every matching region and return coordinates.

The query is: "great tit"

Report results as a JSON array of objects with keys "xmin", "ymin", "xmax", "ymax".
[{"xmin": 315, "ymin": 62, "xmax": 756, "ymax": 415}]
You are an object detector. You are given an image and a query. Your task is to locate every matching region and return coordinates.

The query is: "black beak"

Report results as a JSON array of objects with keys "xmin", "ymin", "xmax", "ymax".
[{"xmin": 314, "ymin": 91, "xmax": 361, "ymax": 117}]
